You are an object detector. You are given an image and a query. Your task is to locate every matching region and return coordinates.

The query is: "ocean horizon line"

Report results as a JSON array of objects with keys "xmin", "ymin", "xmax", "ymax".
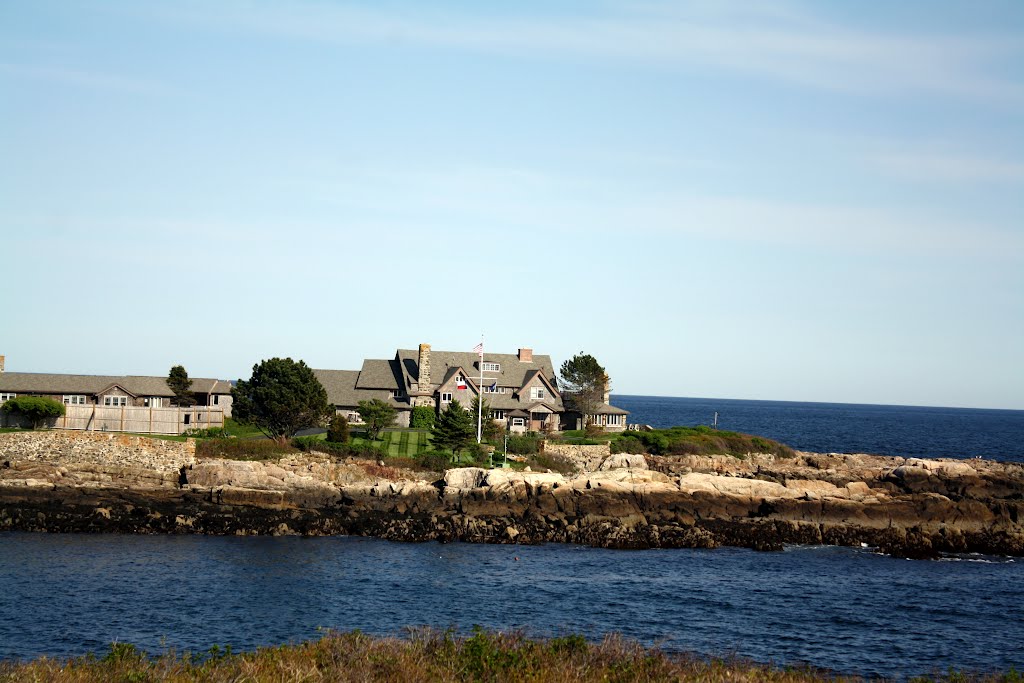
[{"xmin": 611, "ymin": 393, "xmax": 1024, "ymax": 413}]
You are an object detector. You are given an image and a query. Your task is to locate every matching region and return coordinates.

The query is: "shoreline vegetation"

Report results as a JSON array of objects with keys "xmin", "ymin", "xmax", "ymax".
[{"xmin": 1, "ymin": 629, "xmax": 1019, "ymax": 682}]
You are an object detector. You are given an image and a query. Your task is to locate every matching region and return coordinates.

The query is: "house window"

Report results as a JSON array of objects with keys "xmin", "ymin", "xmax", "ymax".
[
  {"xmin": 481, "ymin": 362, "xmax": 500, "ymax": 372},
  {"xmin": 213, "ymin": 395, "xmax": 219, "ymax": 405},
  {"xmin": 490, "ymin": 410, "xmax": 506, "ymax": 420},
  {"xmin": 441, "ymin": 392, "xmax": 453, "ymax": 402},
  {"xmin": 63, "ymin": 395, "xmax": 87, "ymax": 405},
  {"xmin": 143, "ymin": 397, "xmax": 162, "ymax": 408},
  {"xmin": 511, "ymin": 417, "xmax": 525, "ymax": 426},
  {"xmin": 530, "ymin": 387, "xmax": 545, "ymax": 400},
  {"xmin": 390, "ymin": 389, "xmax": 403, "ymax": 399},
  {"xmin": 484, "ymin": 384, "xmax": 503, "ymax": 394},
  {"xmin": 103, "ymin": 396, "xmax": 128, "ymax": 407},
  {"xmin": 455, "ymin": 374, "xmax": 464, "ymax": 383},
  {"xmin": 1, "ymin": 393, "xmax": 17, "ymax": 402}
]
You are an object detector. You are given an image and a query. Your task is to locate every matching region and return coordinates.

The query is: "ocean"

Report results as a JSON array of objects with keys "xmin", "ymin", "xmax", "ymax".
[
  {"xmin": 2, "ymin": 396, "xmax": 1022, "ymax": 678},
  {"xmin": 612, "ymin": 395, "xmax": 1024, "ymax": 462}
]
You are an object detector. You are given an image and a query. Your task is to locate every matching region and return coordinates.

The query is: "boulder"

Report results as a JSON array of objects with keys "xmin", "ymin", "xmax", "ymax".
[
  {"xmin": 599, "ymin": 454, "xmax": 648, "ymax": 470},
  {"xmin": 443, "ymin": 467, "xmax": 488, "ymax": 489}
]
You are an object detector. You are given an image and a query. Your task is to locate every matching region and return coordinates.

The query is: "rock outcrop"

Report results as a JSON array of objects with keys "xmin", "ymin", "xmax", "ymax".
[{"xmin": 2, "ymin": 432, "xmax": 1023, "ymax": 559}]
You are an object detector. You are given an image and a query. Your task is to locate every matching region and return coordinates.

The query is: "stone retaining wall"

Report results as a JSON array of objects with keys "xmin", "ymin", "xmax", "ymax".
[
  {"xmin": 543, "ymin": 443, "xmax": 611, "ymax": 472},
  {"xmin": 0, "ymin": 430, "xmax": 195, "ymax": 472}
]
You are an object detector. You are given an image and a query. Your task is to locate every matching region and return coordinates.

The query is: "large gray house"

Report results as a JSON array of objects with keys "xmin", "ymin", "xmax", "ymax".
[{"xmin": 314, "ymin": 344, "xmax": 628, "ymax": 433}]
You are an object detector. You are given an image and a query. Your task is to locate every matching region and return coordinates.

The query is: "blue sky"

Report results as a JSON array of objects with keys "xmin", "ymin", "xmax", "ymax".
[{"xmin": 2, "ymin": 1, "xmax": 1022, "ymax": 409}]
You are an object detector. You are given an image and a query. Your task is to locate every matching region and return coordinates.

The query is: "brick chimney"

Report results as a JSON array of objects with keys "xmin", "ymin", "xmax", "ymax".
[
  {"xmin": 0, "ymin": 355, "xmax": 5, "ymax": 373},
  {"xmin": 418, "ymin": 343, "xmax": 431, "ymax": 387},
  {"xmin": 518, "ymin": 348, "xmax": 533, "ymax": 363}
]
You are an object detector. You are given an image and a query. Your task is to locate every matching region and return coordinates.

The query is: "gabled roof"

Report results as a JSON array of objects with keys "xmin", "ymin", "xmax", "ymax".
[
  {"xmin": 396, "ymin": 349, "xmax": 559, "ymax": 391},
  {"xmin": 395, "ymin": 348, "xmax": 564, "ymax": 411},
  {"xmin": 0, "ymin": 372, "xmax": 232, "ymax": 397},
  {"xmin": 354, "ymin": 359, "xmax": 402, "ymax": 390},
  {"xmin": 312, "ymin": 369, "xmax": 400, "ymax": 409}
]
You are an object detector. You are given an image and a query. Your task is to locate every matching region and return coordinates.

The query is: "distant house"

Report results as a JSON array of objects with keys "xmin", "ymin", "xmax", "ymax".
[
  {"xmin": 0, "ymin": 356, "xmax": 233, "ymax": 416},
  {"xmin": 314, "ymin": 343, "xmax": 628, "ymax": 434}
]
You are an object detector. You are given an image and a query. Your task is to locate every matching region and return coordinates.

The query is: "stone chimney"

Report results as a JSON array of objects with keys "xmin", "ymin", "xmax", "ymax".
[
  {"xmin": 518, "ymin": 348, "xmax": 533, "ymax": 363},
  {"xmin": 603, "ymin": 379, "xmax": 611, "ymax": 405},
  {"xmin": 0, "ymin": 355, "xmax": 5, "ymax": 373},
  {"xmin": 418, "ymin": 343, "xmax": 431, "ymax": 387}
]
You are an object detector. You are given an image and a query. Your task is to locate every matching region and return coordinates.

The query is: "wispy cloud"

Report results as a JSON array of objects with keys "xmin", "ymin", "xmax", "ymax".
[
  {"xmin": 867, "ymin": 149, "xmax": 1024, "ymax": 184},
  {"xmin": 0, "ymin": 62, "xmax": 179, "ymax": 96},
  {"xmin": 139, "ymin": 0, "xmax": 1024, "ymax": 104}
]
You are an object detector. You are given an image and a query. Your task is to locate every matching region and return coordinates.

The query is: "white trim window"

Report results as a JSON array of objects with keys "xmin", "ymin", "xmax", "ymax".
[
  {"xmin": 63, "ymin": 395, "xmax": 87, "ymax": 405},
  {"xmin": 481, "ymin": 362, "xmax": 500, "ymax": 372},
  {"xmin": 530, "ymin": 387, "xmax": 545, "ymax": 400},
  {"xmin": 0, "ymin": 393, "xmax": 16, "ymax": 402},
  {"xmin": 484, "ymin": 385, "xmax": 506, "ymax": 394},
  {"xmin": 511, "ymin": 417, "xmax": 525, "ymax": 426},
  {"xmin": 440, "ymin": 392, "xmax": 453, "ymax": 402},
  {"xmin": 490, "ymin": 409, "xmax": 506, "ymax": 420},
  {"xmin": 143, "ymin": 397, "xmax": 162, "ymax": 408},
  {"xmin": 455, "ymin": 374, "xmax": 464, "ymax": 383},
  {"xmin": 103, "ymin": 396, "xmax": 128, "ymax": 407}
]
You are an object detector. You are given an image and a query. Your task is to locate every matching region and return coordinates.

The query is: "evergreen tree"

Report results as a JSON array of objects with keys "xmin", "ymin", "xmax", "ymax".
[
  {"xmin": 431, "ymin": 399, "xmax": 476, "ymax": 457},
  {"xmin": 232, "ymin": 358, "xmax": 333, "ymax": 445},
  {"xmin": 167, "ymin": 365, "xmax": 196, "ymax": 407}
]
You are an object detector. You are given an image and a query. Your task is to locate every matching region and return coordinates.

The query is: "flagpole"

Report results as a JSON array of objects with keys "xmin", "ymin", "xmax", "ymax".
[{"xmin": 477, "ymin": 334, "xmax": 484, "ymax": 444}]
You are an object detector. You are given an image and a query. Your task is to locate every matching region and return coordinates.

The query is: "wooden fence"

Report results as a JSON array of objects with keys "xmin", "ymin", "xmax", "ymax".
[{"xmin": 1, "ymin": 405, "xmax": 225, "ymax": 435}]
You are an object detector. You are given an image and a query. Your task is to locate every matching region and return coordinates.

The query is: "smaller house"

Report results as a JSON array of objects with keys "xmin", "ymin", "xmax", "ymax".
[{"xmin": 0, "ymin": 356, "xmax": 234, "ymax": 416}]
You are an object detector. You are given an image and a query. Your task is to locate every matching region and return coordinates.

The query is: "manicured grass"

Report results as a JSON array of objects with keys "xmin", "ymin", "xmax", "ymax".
[
  {"xmin": 0, "ymin": 629, "xmax": 927, "ymax": 683},
  {"xmin": 222, "ymin": 418, "xmax": 267, "ymax": 439},
  {"xmin": 350, "ymin": 429, "xmax": 432, "ymax": 458}
]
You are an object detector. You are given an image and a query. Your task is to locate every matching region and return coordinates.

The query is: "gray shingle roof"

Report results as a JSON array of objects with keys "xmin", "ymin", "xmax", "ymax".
[
  {"xmin": 0, "ymin": 372, "xmax": 231, "ymax": 397},
  {"xmin": 396, "ymin": 349, "xmax": 559, "ymax": 391},
  {"xmin": 354, "ymin": 359, "xmax": 402, "ymax": 390},
  {"xmin": 312, "ymin": 369, "xmax": 400, "ymax": 409}
]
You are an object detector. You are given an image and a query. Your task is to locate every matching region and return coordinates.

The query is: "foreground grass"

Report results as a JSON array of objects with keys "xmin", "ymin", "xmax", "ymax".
[{"xmin": 8, "ymin": 629, "xmax": 1014, "ymax": 683}]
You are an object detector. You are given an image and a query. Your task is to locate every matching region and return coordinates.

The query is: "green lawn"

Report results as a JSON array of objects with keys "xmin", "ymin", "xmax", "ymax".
[{"xmin": 348, "ymin": 429, "xmax": 433, "ymax": 457}]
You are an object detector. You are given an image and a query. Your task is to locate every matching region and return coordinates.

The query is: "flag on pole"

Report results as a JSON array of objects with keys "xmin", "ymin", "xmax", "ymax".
[
  {"xmin": 489, "ymin": 381, "xmax": 497, "ymax": 392},
  {"xmin": 473, "ymin": 342, "xmax": 483, "ymax": 358}
]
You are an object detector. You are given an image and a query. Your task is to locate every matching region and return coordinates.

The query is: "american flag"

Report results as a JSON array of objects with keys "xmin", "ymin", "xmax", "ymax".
[{"xmin": 473, "ymin": 342, "xmax": 483, "ymax": 358}]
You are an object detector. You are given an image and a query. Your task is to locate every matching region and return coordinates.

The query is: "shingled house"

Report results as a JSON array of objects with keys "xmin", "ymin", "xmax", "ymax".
[
  {"xmin": 0, "ymin": 356, "xmax": 233, "ymax": 415},
  {"xmin": 315, "ymin": 344, "xmax": 568, "ymax": 433}
]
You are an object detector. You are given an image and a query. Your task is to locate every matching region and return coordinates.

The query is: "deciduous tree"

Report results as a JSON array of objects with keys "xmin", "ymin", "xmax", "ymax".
[
  {"xmin": 356, "ymin": 399, "xmax": 397, "ymax": 442},
  {"xmin": 231, "ymin": 358, "xmax": 332, "ymax": 445},
  {"xmin": 559, "ymin": 353, "xmax": 610, "ymax": 429}
]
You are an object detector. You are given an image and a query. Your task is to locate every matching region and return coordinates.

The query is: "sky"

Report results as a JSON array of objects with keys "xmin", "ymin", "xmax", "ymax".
[{"xmin": 1, "ymin": 1, "xmax": 1022, "ymax": 410}]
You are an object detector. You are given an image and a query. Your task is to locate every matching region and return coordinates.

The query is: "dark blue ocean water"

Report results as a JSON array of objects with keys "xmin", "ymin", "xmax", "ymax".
[
  {"xmin": 613, "ymin": 395, "xmax": 1024, "ymax": 462},
  {"xmin": 0, "ymin": 533, "xmax": 1020, "ymax": 679},
  {"xmin": 3, "ymin": 397, "xmax": 1023, "ymax": 678}
]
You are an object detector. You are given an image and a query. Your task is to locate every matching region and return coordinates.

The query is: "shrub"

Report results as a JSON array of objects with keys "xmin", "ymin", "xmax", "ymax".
[
  {"xmin": 410, "ymin": 405, "xmax": 436, "ymax": 429},
  {"xmin": 327, "ymin": 414, "xmax": 350, "ymax": 444},
  {"xmin": 417, "ymin": 450, "xmax": 452, "ymax": 472},
  {"xmin": 182, "ymin": 427, "xmax": 228, "ymax": 438},
  {"xmin": 197, "ymin": 438, "xmax": 294, "ymax": 460},
  {"xmin": 611, "ymin": 435, "xmax": 647, "ymax": 455},
  {"xmin": 291, "ymin": 437, "xmax": 388, "ymax": 460},
  {"xmin": 1, "ymin": 396, "xmax": 65, "ymax": 429},
  {"xmin": 506, "ymin": 434, "xmax": 541, "ymax": 455}
]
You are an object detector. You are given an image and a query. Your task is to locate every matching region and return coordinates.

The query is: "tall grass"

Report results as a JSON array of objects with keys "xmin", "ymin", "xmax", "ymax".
[{"xmin": 6, "ymin": 628, "xmax": 992, "ymax": 682}]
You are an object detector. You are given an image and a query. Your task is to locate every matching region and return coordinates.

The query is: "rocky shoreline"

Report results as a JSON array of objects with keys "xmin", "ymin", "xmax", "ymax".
[{"xmin": 1, "ymin": 431, "xmax": 1022, "ymax": 559}]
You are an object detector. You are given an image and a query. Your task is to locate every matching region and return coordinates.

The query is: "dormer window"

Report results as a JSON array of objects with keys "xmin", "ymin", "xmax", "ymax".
[
  {"xmin": 530, "ymin": 387, "xmax": 545, "ymax": 400},
  {"xmin": 455, "ymin": 374, "xmax": 464, "ymax": 383},
  {"xmin": 481, "ymin": 362, "xmax": 500, "ymax": 372}
]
